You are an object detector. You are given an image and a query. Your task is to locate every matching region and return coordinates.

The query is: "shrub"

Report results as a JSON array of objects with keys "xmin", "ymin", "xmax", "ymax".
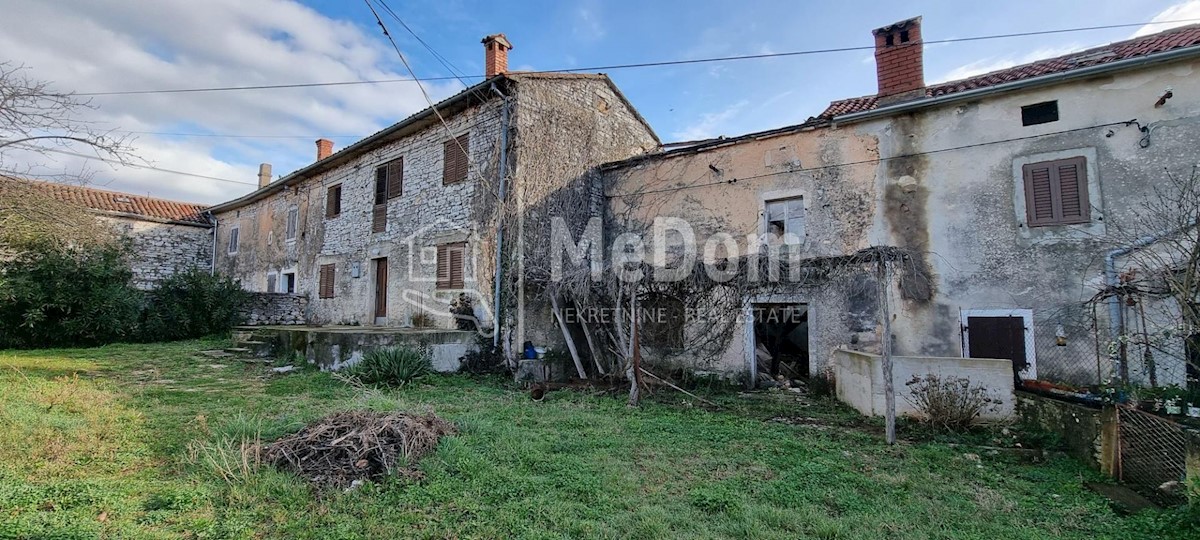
[
  {"xmin": 459, "ymin": 334, "xmax": 507, "ymax": 375},
  {"xmin": 905, "ymin": 374, "xmax": 999, "ymax": 432},
  {"xmin": 348, "ymin": 346, "xmax": 431, "ymax": 387},
  {"xmin": 139, "ymin": 269, "xmax": 248, "ymax": 342},
  {"xmin": 449, "ymin": 293, "xmax": 477, "ymax": 331},
  {"xmin": 0, "ymin": 242, "xmax": 143, "ymax": 348}
]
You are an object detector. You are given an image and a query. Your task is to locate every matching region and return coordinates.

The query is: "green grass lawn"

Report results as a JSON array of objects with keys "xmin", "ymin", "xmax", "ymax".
[{"xmin": 0, "ymin": 339, "xmax": 1195, "ymax": 539}]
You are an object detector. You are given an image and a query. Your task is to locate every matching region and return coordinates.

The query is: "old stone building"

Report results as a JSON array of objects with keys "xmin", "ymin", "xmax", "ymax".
[
  {"xmin": 595, "ymin": 18, "xmax": 1200, "ymax": 387},
  {"xmin": 208, "ymin": 34, "xmax": 658, "ymax": 352},
  {"xmin": 0, "ymin": 178, "xmax": 213, "ymax": 289}
]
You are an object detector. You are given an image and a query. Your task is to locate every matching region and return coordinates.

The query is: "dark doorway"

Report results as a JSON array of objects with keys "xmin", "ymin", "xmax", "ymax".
[
  {"xmin": 965, "ymin": 315, "xmax": 1027, "ymax": 385},
  {"xmin": 373, "ymin": 258, "xmax": 388, "ymax": 324},
  {"xmin": 753, "ymin": 303, "xmax": 809, "ymax": 382}
]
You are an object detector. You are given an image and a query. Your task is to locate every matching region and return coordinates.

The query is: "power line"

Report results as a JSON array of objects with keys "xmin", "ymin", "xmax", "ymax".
[
  {"xmin": 605, "ymin": 120, "xmax": 1137, "ymax": 197},
  {"xmin": 26, "ymin": 146, "xmax": 258, "ymax": 187},
  {"xmin": 74, "ymin": 18, "xmax": 1200, "ymax": 97},
  {"xmin": 121, "ymin": 130, "xmax": 367, "ymax": 139}
]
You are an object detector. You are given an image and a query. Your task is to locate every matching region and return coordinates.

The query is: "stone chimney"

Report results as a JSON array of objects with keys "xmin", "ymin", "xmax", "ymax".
[
  {"xmin": 257, "ymin": 163, "xmax": 272, "ymax": 188},
  {"xmin": 315, "ymin": 138, "xmax": 334, "ymax": 161},
  {"xmin": 482, "ymin": 34, "xmax": 513, "ymax": 78},
  {"xmin": 873, "ymin": 17, "xmax": 925, "ymax": 104}
]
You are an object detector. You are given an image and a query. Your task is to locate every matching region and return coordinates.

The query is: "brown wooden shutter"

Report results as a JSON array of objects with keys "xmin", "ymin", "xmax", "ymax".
[
  {"xmin": 449, "ymin": 243, "xmax": 465, "ymax": 289},
  {"xmin": 443, "ymin": 134, "xmax": 469, "ymax": 185},
  {"xmin": 318, "ymin": 264, "xmax": 336, "ymax": 298},
  {"xmin": 435, "ymin": 242, "xmax": 466, "ymax": 289},
  {"xmin": 326, "ymin": 184, "xmax": 341, "ymax": 218},
  {"xmin": 374, "ymin": 166, "xmax": 388, "ymax": 204},
  {"xmin": 386, "ymin": 158, "xmax": 403, "ymax": 199},
  {"xmin": 1023, "ymin": 157, "xmax": 1089, "ymax": 227},
  {"xmin": 1055, "ymin": 158, "xmax": 1089, "ymax": 223},
  {"xmin": 372, "ymin": 204, "xmax": 387, "ymax": 233}
]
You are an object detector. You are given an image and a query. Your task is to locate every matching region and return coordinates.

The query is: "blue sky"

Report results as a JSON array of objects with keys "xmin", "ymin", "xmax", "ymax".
[{"xmin": 0, "ymin": 0, "xmax": 1196, "ymax": 203}]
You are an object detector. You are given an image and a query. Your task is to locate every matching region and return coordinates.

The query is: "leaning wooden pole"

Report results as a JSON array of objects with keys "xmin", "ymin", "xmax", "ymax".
[
  {"xmin": 550, "ymin": 294, "xmax": 588, "ymax": 379},
  {"xmin": 628, "ymin": 291, "xmax": 642, "ymax": 406},
  {"xmin": 878, "ymin": 258, "xmax": 897, "ymax": 445}
]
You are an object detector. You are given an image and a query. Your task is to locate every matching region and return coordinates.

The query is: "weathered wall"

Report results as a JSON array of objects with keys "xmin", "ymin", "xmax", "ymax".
[
  {"xmin": 600, "ymin": 127, "xmax": 880, "ymax": 374},
  {"xmin": 238, "ymin": 293, "xmax": 308, "ymax": 326},
  {"xmin": 848, "ymin": 58, "xmax": 1200, "ymax": 382},
  {"xmin": 103, "ymin": 217, "xmax": 213, "ymax": 289},
  {"xmin": 1015, "ymin": 392, "xmax": 1106, "ymax": 469},
  {"xmin": 214, "ymin": 98, "xmax": 504, "ymax": 329},
  {"xmin": 832, "ymin": 348, "xmax": 1016, "ymax": 420}
]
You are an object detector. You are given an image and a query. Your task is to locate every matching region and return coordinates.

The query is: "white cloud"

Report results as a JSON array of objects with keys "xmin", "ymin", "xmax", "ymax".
[
  {"xmin": 572, "ymin": 5, "xmax": 605, "ymax": 41},
  {"xmin": 932, "ymin": 44, "xmax": 1084, "ymax": 84},
  {"xmin": 0, "ymin": 0, "xmax": 463, "ymax": 204},
  {"xmin": 1133, "ymin": 1, "xmax": 1200, "ymax": 37},
  {"xmin": 671, "ymin": 100, "xmax": 748, "ymax": 141}
]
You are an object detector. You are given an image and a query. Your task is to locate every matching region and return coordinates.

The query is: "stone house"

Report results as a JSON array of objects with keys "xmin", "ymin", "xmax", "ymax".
[
  {"xmin": 0, "ymin": 177, "xmax": 213, "ymax": 289},
  {"xmin": 596, "ymin": 17, "xmax": 1200, "ymax": 387},
  {"xmin": 208, "ymin": 35, "xmax": 658, "ymax": 352}
]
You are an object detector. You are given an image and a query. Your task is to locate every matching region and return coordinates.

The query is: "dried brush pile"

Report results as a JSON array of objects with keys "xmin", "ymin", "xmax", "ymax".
[{"xmin": 264, "ymin": 410, "xmax": 456, "ymax": 489}]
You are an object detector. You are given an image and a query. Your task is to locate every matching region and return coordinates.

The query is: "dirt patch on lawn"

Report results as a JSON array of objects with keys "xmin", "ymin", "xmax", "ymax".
[{"xmin": 265, "ymin": 410, "xmax": 455, "ymax": 489}]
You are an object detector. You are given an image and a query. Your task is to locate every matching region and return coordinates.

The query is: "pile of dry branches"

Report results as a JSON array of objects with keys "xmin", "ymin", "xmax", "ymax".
[{"xmin": 264, "ymin": 410, "xmax": 456, "ymax": 489}]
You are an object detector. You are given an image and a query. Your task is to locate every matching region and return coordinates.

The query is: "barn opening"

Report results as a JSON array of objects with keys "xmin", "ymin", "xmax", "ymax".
[{"xmin": 752, "ymin": 303, "xmax": 810, "ymax": 384}]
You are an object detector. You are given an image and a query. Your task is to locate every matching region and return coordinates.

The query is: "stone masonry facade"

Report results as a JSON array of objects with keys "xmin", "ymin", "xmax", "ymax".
[{"xmin": 102, "ymin": 216, "xmax": 214, "ymax": 290}]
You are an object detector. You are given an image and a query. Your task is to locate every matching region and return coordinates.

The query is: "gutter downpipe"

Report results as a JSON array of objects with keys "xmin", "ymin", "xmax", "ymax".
[
  {"xmin": 206, "ymin": 210, "xmax": 218, "ymax": 276},
  {"xmin": 491, "ymin": 83, "xmax": 510, "ymax": 348},
  {"xmin": 832, "ymin": 47, "xmax": 1200, "ymax": 126},
  {"xmin": 1103, "ymin": 220, "xmax": 1199, "ymax": 377}
]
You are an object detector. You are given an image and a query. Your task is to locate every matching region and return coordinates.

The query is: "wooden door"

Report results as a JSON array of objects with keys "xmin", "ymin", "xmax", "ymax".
[
  {"xmin": 374, "ymin": 258, "xmax": 388, "ymax": 321},
  {"xmin": 966, "ymin": 316, "xmax": 1027, "ymax": 383}
]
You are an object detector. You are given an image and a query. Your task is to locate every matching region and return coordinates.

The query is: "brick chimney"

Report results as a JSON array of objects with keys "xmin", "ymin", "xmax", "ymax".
[
  {"xmin": 482, "ymin": 34, "xmax": 513, "ymax": 78},
  {"xmin": 257, "ymin": 163, "xmax": 272, "ymax": 188},
  {"xmin": 315, "ymin": 138, "xmax": 334, "ymax": 161},
  {"xmin": 873, "ymin": 17, "xmax": 925, "ymax": 104}
]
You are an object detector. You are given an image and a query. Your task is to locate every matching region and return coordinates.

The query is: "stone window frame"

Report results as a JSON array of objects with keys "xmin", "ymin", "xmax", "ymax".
[
  {"xmin": 758, "ymin": 188, "xmax": 808, "ymax": 245},
  {"xmin": 1011, "ymin": 147, "xmax": 1105, "ymax": 242}
]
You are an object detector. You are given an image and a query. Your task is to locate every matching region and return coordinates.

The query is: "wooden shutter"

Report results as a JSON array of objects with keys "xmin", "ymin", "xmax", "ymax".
[
  {"xmin": 374, "ymin": 166, "xmax": 388, "ymax": 205},
  {"xmin": 318, "ymin": 264, "xmax": 336, "ymax": 298},
  {"xmin": 386, "ymin": 158, "xmax": 403, "ymax": 199},
  {"xmin": 436, "ymin": 242, "xmax": 466, "ymax": 289},
  {"xmin": 372, "ymin": 204, "xmax": 387, "ymax": 233},
  {"xmin": 443, "ymin": 134, "xmax": 469, "ymax": 185},
  {"xmin": 326, "ymin": 184, "xmax": 341, "ymax": 218},
  {"xmin": 1023, "ymin": 157, "xmax": 1089, "ymax": 227}
]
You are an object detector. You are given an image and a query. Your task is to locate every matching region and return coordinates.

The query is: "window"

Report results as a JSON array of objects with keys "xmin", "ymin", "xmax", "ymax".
[
  {"xmin": 228, "ymin": 226, "xmax": 240, "ymax": 254},
  {"xmin": 266, "ymin": 273, "xmax": 277, "ymax": 293},
  {"xmin": 1022, "ymin": 157, "xmax": 1090, "ymax": 227},
  {"xmin": 443, "ymin": 133, "xmax": 470, "ymax": 185},
  {"xmin": 436, "ymin": 242, "xmax": 467, "ymax": 289},
  {"xmin": 375, "ymin": 158, "xmax": 403, "ymax": 202},
  {"xmin": 372, "ymin": 159, "xmax": 402, "ymax": 234},
  {"xmin": 326, "ymin": 184, "xmax": 342, "ymax": 218},
  {"xmin": 285, "ymin": 207, "xmax": 298, "ymax": 241},
  {"xmin": 1021, "ymin": 101, "xmax": 1059, "ymax": 126},
  {"xmin": 765, "ymin": 197, "xmax": 805, "ymax": 243},
  {"xmin": 318, "ymin": 264, "xmax": 336, "ymax": 298},
  {"xmin": 282, "ymin": 272, "xmax": 296, "ymax": 294}
]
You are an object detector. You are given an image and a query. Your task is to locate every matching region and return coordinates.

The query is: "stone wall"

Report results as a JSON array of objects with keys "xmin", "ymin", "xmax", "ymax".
[
  {"xmin": 1015, "ymin": 391, "xmax": 1106, "ymax": 470},
  {"xmin": 239, "ymin": 292, "xmax": 308, "ymax": 326},
  {"xmin": 103, "ymin": 217, "xmax": 213, "ymax": 289}
]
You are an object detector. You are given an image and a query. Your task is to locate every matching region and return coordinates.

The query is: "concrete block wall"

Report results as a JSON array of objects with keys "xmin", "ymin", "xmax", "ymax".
[{"xmin": 832, "ymin": 348, "xmax": 1016, "ymax": 420}]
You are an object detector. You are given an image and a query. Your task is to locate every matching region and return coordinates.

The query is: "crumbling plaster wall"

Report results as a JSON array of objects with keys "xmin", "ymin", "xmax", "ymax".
[
  {"xmin": 602, "ymin": 127, "xmax": 880, "ymax": 374},
  {"xmin": 850, "ymin": 59, "xmax": 1200, "ymax": 377},
  {"xmin": 103, "ymin": 216, "xmax": 213, "ymax": 290}
]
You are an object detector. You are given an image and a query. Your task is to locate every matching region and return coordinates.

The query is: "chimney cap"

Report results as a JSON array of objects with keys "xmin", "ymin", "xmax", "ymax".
[
  {"xmin": 872, "ymin": 16, "xmax": 921, "ymax": 37},
  {"xmin": 482, "ymin": 33, "xmax": 513, "ymax": 49}
]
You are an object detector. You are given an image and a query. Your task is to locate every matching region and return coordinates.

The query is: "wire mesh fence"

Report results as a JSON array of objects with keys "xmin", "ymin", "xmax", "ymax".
[{"xmin": 1115, "ymin": 405, "xmax": 1190, "ymax": 506}]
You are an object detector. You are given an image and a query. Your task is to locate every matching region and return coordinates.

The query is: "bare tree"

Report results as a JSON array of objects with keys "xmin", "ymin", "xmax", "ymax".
[
  {"xmin": 0, "ymin": 61, "xmax": 135, "ymax": 181},
  {"xmin": 0, "ymin": 61, "xmax": 138, "ymax": 253}
]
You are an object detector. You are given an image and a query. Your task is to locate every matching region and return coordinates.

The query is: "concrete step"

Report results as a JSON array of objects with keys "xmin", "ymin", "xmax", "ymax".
[{"xmin": 235, "ymin": 340, "xmax": 276, "ymax": 358}]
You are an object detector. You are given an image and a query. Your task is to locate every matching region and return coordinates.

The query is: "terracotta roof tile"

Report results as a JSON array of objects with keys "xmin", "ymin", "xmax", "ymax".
[
  {"xmin": 820, "ymin": 24, "xmax": 1200, "ymax": 119},
  {"xmin": 1, "ymin": 178, "xmax": 210, "ymax": 225}
]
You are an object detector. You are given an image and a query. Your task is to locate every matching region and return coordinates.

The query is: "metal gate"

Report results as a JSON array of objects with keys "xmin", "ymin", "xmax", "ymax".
[{"xmin": 1115, "ymin": 405, "xmax": 1188, "ymax": 505}]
